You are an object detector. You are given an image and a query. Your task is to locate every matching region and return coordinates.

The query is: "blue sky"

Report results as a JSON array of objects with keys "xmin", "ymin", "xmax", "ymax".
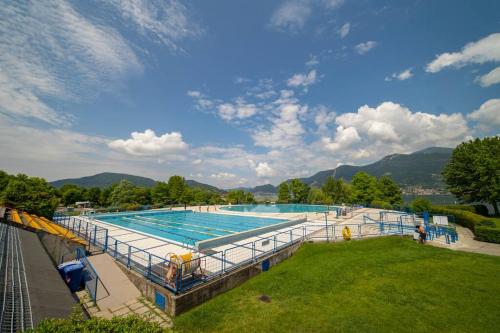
[{"xmin": 0, "ymin": 0, "xmax": 499, "ymax": 188}]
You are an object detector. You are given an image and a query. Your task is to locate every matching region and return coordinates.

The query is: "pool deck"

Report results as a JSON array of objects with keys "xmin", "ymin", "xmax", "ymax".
[{"xmin": 84, "ymin": 205, "xmax": 371, "ymax": 263}]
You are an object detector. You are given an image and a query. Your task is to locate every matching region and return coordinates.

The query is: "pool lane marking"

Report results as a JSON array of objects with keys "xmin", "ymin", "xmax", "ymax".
[
  {"xmin": 122, "ymin": 216, "xmax": 221, "ymax": 238},
  {"xmin": 136, "ymin": 215, "xmax": 239, "ymax": 234},
  {"xmin": 116, "ymin": 217, "xmax": 204, "ymax": 241}
]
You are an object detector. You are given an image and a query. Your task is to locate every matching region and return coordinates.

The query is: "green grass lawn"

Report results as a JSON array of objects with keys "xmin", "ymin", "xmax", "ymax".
[{"xmin": 174, "ymin": 237, "xmax": 500, "ymax": 333}]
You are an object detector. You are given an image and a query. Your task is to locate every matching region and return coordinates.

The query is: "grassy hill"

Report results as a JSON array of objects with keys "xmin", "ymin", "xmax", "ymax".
[
  {"xmin": 298, "ymin": 147, "xmax": 453, "ymax": 188},
  {"xmin": 51, "ymin": 172, "xmax": 223, "ymax": 192},
  {"xmin": 175, "ymin": 237, "xmax": 500, "ymax": 332},
  {"xmin": 50, "ymin": 172, "xmax": 157, "ymax": 188}
]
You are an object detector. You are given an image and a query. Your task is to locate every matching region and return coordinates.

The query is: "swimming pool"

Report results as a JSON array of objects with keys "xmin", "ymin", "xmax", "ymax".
[
  {"xmin": 95, "ymin": 210, "xmax": 287, "ymax": 246},
  {"xmin": 221, "ymin": 204, "xmax": 335, "ymax": 213}
]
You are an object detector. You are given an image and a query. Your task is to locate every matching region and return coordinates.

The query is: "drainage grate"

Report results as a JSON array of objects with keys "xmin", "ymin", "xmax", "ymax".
[{"xmin": 0, "ymin": 224, "xmax": 33, "ymax": 332}]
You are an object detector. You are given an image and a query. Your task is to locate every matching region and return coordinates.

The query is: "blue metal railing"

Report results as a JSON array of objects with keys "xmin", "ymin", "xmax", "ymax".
[
  {"xmin": 52, "ymin": 207, "xmax": 457, "ymax": 294},
  {"xmin": 76, "ymin": 248, "xmax": 100, "ymax": 304}
]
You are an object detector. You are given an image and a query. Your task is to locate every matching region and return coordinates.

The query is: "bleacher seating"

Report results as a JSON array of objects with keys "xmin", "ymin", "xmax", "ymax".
[{"xmin": 9, "ymin": 209, "xmax": 87, "ymax": 246}]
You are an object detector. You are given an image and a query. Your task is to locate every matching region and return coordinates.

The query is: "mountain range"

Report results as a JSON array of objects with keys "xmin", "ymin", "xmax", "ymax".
[{"xmin": 50, "ymin": 147, "xmax": 453, "ymax": 193}]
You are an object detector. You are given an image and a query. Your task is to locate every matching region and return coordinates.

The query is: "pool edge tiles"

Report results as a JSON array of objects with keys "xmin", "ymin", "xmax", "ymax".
[
  {"xmin": 195, "ymin": 216, "xmax": 308, "ymax": 250},
  {"xmin": 93, "ymin": 210, "xmax": 293, "ymax": 250}
]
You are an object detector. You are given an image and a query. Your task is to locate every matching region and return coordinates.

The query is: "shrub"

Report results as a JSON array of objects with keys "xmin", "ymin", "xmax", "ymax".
[
  {"xmin": 27, "ymin": 308, "xmax": 167, "ymax": 333},
  {"xmin": 410, "ymin": 198, "xmax": 432, "ymax": 213},
  {"xmin": 474, "ymin": 226, "xmax": 500, "ymax": 243},
  {"xmin": 472, "ymin": 204, "xmax": 490, "ymax": 216},
  {"xmin": 370, "ymin": 200, "xmax": 392, "ymax": 210}
]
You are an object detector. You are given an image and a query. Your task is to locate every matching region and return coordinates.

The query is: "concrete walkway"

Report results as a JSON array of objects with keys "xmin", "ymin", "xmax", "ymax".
[
  {"xmin": 430, "ymin": 225, "xmax": 500, "ymax": 256},
  {"xmin": 81, "ymin": 253, "xmax": 172, "ymax": 327},
  {"xmin": 86, "ymin": 253, "xmax": 141, "ymax": 311}
]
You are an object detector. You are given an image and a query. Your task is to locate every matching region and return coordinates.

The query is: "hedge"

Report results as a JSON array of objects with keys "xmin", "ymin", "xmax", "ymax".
[
  {"xmin": 474, "ymin": 226, "xmax": 500, "ymax": 243},
  {"xmin": 430, "ymin": 206, "xmax": 500, "ymax": 244}
]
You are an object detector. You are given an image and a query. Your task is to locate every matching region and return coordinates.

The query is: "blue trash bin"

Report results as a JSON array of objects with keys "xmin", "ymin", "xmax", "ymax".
[{"xmin": 58, "ymin": 261, "xmax": 84, "ymax": 292}]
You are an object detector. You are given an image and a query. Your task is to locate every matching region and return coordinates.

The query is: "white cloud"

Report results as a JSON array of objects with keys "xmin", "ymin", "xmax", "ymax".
[
  {"xmin": 253, "ymin": 102, "xmax": 308, "ymax": 148},
  {"xmin": 217, "ymin": 102, "xmax": 258, "ymax": 121},
  {"xmin": 338, "ymin": 22, "xmax": 350, "ymax": 38},
  {"xmin": 468, "ymin": 99, "xmax": 500, "ymax": 131},
  {"xmin": 355, "ymin": 41, "xmax": 378, "ymax": 55},
  {"xmin": 320, "ymin": 102, "xmax": 470, "ymax": 160},
  {"xmin": 426, "ymin": 33, "xmax": 500, "ymax": 73},
  {"xmin": 475, "ymin": 66, "xmax": 500, "ymax": 87},
  {"xmin": 385, "ymin": 68, "xmax": 413, "ymax": 81},
  {"xmin": 0, "ymin": 1, "xmax": 143, "ymax": 125},
  {"xmin": 314, "ymin": 106, "xmax": 336, "ymax": 134},
  {"xmin": 270, "ymin": 0, "xmax": 344, "ymax": 32},
  {"xmin": 287, "ymin": 70, "xmax": 318, "ymax": 87},
  {"xmin": 187, "ymin": 90, "xmax": 202, "ymax": 98},
  {"xmin": 105, "ymin": 0, "xmax": 201, "ymax": 50},
  {"xmin": 210, "ymin": 172, "xmax": 237, "ymax": 180},
  {"xmin": 108, "ymin": 129, "xmax": 188, "ymax": 156},
  {"xmin": 306, "ymin": 54, "xmax": 319, "ymax": 67},
  {"xmin": 255, "ymin": 162, "xmax": 276, "ymax": 178},
  {"xmin": 270, "ymin": 1, "xmax": 312, "ymax": 32}
]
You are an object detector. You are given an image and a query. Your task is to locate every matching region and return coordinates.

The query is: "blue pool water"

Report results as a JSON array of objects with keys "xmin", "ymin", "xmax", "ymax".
[
  {"xmin": 96, "ymin": 210, "xmax": 286, "ymax": 245},
  {"xmin": 221, "ymin": 204, "xmax": 334, "ymax": 213}
]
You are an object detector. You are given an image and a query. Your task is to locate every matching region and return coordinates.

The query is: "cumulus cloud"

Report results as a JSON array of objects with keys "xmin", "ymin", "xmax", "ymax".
[
  {"xmin": 252, "ymin": 101, "xmax": 308, "ymax": 148},
  {"xmin": 108, "ymin": 129, "xmax": 188, "ymax": 156},
  {"xmin": 287, "ymin": 70, "xmax": 318, "ymax": 87},
  {"xmin": 320, "ymin": 101, "xmax": 470, "ymax": 160},
  {"xmin": 426, "ymin": 33, "xmax": 500, "ymax": 73},
  {"xmin": 255, "ymin": 162, "xmax": 276, "ymax": 178},
  {"xmin": 338, "ymin": 23, "xmax": 350, "ymax": 38},
  {"xmin": 385, "ymin": 68, "xmax": 413, "ymax": 81},
  {"xmin": 475, "ymin": 66, "xmax": 500, "ymax": 87},
  {"xmin": 468, "ymin": 99, "xmax": 500, "ymax": 131},
  {"xmin": 355, "ymin": 41, "xmax": 378, "ymax": 55}
]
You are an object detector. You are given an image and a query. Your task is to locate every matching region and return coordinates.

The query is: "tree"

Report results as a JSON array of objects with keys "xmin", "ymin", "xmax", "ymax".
[
  {"xmin": 410, "ymin": 198, "xmax": 432, "ymax": 213},
  {"xmin": 85, "ymin": 187, "xmax": 101, "ymax": 207},
  {"xmin": 62, "ymin": 188, "xmax": 85, "ymax": 206},
  {"xmin": 167, "ymin": 175, "xmax": 186, "ymax": 203},
  {"xmin": 179, "ymin": 188, "xmax": 194, "ymax": 208},
  {"xmin": 443, "ymin": 137, "xmax": 500, "ymax": 215},
  {"xmin": 351, "ymin": 172, "xmax": 378, "ymax": 205},
  {"xmin": 226, "ymin": 190, "xmax": 254, "ymax": 204},
  {"xmin": 322, "ymin": 176, "xmax": 351, "ymax": 204},
  {"xmin": 307, "ymin": 188, "xmax": 326, "ymax": 204},
  {"xmin": 109, "ymin": 180, "xmax": 141, "ymax": 207},
  {"xmin": 289, "ymin": 179, "xmax": 310, "ymax": 203},
  {"xmin": 277, "ymin": 182, "xmax": 291, "ymax": 203},
  {"xmin": 1, "ymin": 174, "xmax": 59, "ymax": 218},
  {"xmin": 0, "ymin": 170, "xmax": 11, "ymax": 192},
  {"xmin": 377, "ymin": 175, "xmax": 403, "ymax": 206}
]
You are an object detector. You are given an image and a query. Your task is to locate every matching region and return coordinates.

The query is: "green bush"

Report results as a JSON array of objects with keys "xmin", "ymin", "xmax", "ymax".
[
  {"xmin": 472, "ymin": 204, "xmax": 490, "ymax": 216},
  {"xmin": 474, "ymin": 226, "xmax": 500, "ymax": 243},
  {"xmin": 370, "ymin": 200, "xmax": 392, "ymax": 210},
  {"xmin": 27, "ymin": 308, "xmax": 167, "ymax": 332},
  {"xmin": 410, "ymin": 198, "xmax": 432, "ymax": 213},
  {"xmin": 430, "ymin": 206, "xmax": 500, "ymax": 244},
  {"xmin": 435, "ymin": 204, "xmax": 490, "ymax": 216}
]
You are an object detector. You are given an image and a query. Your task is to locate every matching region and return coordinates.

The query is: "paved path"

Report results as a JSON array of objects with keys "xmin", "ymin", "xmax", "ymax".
[
  {"xmin": 430, "ymin": 226, "xmax": 500, "ymax": 256},
  {"xmin": 86, "ymin": 253, "xmax": 141, "ymax": 311},
  {"xmin": 79, "ymin": 253, "xmax": 172, "ymax": 327}
]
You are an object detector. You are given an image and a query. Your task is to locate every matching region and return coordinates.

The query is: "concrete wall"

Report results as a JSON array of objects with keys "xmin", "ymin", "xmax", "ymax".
[
  {"xmin": 116, "ymin": 241, "xmax": 303, "ymax": 316},
  {"xmin": 38, "ymin": 232, "xmax": 85, "ymax": 265},
  {"xmin": 196, "ymin": 218, "xmax": 307, "ymax": 250}
]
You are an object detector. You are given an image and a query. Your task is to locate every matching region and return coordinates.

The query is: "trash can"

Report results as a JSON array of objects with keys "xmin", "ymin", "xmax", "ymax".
[{"xmin": 58, "ymin": 260, "xmax": 84, "ymax": 292}]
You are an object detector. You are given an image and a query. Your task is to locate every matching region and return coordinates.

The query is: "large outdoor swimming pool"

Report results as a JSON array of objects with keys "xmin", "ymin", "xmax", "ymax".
[
  {"xmin": 96, "ymin": 210, "xmax": 286, "ymax": 245},
  {"xmin": 221, "ymin": 204, "xmax": 335, "ymax": 213}
]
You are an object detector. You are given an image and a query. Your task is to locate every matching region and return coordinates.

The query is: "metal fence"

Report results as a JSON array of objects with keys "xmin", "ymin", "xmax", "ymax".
[
  {"xmin": 53, "ymin": 209, "xmax": 457, "ymax": 294},
  {"xmin": 76, "ymin": 248, "xmax": 99, "ymax": 304}
]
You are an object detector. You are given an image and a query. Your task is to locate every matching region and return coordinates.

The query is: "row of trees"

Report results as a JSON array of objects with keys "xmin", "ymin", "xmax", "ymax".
[
  {"xmin": 0, "ymin": 172, "xmax": 228, "ymax": 217},
  {"xmin": 277, "ymin": 172, "xmax": 403, "ymax": 208}
]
